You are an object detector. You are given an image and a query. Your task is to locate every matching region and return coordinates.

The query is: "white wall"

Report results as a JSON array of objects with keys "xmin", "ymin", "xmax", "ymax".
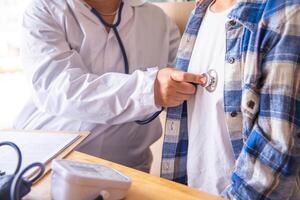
[{"xmin": 0, "ymin": 72, "xmax": 30, "ymax": 129}]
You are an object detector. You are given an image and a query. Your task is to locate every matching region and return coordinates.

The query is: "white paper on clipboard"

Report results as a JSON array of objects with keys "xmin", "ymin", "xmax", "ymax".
[{"xmin": 0, "ymin": 131, "xmax": 80, "ymax": 176}]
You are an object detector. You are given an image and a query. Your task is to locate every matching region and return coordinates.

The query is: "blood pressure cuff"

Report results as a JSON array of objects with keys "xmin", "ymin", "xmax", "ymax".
[{"xmin": 0, "ymin": 174, "xmax": 31, "ymax": 200}]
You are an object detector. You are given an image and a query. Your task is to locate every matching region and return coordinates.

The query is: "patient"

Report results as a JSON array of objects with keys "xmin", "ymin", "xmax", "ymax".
[{"xmin": 159, "ymin": 0, "xmax": 300, "ymax": 199}]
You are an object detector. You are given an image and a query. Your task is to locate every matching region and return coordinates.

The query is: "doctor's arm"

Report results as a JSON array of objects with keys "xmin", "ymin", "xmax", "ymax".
[
  {"xmin": 224, "ymin": 13, "xmax": 300, "ymax": 200},
  {"xmin": 22, "ymin": 2, "xmax": 201, "ymax": 125},
  {"xmin": 166, "ymin": 17, "xmax": 181, "ymax": 66}
]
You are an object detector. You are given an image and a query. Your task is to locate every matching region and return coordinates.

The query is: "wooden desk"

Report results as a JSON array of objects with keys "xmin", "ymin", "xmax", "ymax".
[{"xmin": 26, "ymin": 151, "xmax": 223, "ymax": 200}]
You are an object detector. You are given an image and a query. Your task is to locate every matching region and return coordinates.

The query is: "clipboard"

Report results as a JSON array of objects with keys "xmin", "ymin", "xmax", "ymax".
[{"xmin": 0, "ymin": 130, "xmax": 88, "ymax": 182}]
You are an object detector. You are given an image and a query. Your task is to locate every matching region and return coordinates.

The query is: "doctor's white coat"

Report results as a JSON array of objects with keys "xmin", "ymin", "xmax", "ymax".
[{"xmin": 14, "ymin": 0, "xmax": 180, "ymax": 171}]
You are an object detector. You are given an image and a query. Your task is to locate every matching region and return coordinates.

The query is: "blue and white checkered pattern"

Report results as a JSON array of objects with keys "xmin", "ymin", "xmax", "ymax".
[{"xmin": 161, "ymin": 0, "xmax": 300, "ymax": 199}]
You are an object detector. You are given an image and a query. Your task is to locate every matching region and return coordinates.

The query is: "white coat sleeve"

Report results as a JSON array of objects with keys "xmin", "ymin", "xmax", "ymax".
[
  {"xmin": 166, "ymin": 17, "xmax": 181, "ymax": 67},
  {"xmin": 21, "ymin": 1, "xmax": 160, "ymax": 125}
]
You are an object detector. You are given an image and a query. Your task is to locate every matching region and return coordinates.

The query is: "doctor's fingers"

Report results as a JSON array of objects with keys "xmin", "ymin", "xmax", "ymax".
[
  {"xmin": 159, "ymin": 95, "xmax": 187, "ymax": 108},
  {"xmin": 170, "ymin": 80, "xmax": 196, "ymax": 95},
  {"xmin": 165, "ymin": 92, "xmax": 193, "ymax": 107},
  {"xmin": 171, "ymin": 92, "xmax": 193, "ymax": 102},
  {"xmin": 171, "ymin": 70, "xmax": 206, "ymax": 85},
  {"xmin": 159, "ymin": 90, "xmax": 193, "ymax": 107}
]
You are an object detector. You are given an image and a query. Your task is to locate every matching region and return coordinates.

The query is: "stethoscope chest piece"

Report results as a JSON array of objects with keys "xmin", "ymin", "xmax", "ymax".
[{"xmin": 204, "ymin": 69, "xmax": 218, "ymax": 93}]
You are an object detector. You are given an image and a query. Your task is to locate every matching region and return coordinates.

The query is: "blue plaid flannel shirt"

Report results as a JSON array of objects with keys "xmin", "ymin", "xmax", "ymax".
[{"xmin": 161, "ymin": 0, "xmax": 300, "ymax": 199}]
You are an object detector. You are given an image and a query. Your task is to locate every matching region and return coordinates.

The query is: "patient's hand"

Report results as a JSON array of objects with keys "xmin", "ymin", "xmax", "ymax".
[{"xmin": 154, "ymin": 67, "xmax": 205, "ymax": 107}]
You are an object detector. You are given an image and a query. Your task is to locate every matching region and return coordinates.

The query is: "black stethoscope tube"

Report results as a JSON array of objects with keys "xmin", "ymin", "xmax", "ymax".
[
  {"xmin": 112, "ymin": 27, "xmax": 129, "ymax": 74},
  {"xmin": 0, "ymin": 142, "xmax": 22, "ymax": 175},
  {"xmin": 0, "ymin": 142, "xmax": 45, "ymax": 200},
  {"xmin": 91, "ymin": 2, "xmax": 129, "ymax": 74},
  {"xmin": 135, "ymin": 108, "xmax": 164, "ymax": 125},
  {"xmin": 91, "ymin": 1, "xmax": 162, "ymax": 125}
]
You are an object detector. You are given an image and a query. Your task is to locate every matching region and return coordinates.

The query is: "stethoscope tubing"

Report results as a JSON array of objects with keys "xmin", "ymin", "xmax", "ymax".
[
  {"xmin": 91, "ymin": 2, "xmax": 129, "ymax": 74},
  {"xmin": 0, "ymin": 141, "xmax": 45, "ymax": 200},
  {"xmin": 112, "ymin": 27, "xmax": 129, "ymax": 74},
  {"xmin": 0, "ymin": 142, "xmax": 22, "ymax": 175},
  {"xmin": 91, "ymin": 1, "xmax": 159, "ymax": 124},
  {"xmin": 91, "ymin": 2, "xmax": 219, "ymax": 124}
]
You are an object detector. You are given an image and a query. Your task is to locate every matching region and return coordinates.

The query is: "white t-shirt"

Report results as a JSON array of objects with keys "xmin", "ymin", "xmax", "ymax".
[{"xmin": 187, "ymin": 6, "xmax": 235, "ymax": 195}]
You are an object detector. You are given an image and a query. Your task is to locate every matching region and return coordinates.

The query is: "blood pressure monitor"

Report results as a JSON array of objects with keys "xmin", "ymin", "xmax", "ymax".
[{"xmin": 51, "ymin": 160, "xmax": 132, "ymax": 200}]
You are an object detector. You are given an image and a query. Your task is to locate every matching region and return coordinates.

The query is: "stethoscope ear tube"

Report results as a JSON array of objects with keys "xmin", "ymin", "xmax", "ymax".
[
  {"xmin": 91, "ymin": 2, "xmax": 129, "ymax": 74},
  {"xmin": 0, "ymin": 142, "xmax": 22, "ymax": 175},
  {"xmin": 92, "ymin": 1, "xmax": 156, "ymax": 124},
  {"xmin": 112, "ymin": 27, "xmax": 129, "ymax": 74},
  {"xmin": 0, "ymin": 142, "xmax": 45, "ymax": 200},
  {"xmin": 135, "ymin": 108, "xmax": 164, "ymax": 125},
  {"xmin": 91, "ymin": 2, "xmax": 123, "ymax": 28},
  {"xmin": 10, "ymin": 162, "xmax": 45, "ymax": 200}
]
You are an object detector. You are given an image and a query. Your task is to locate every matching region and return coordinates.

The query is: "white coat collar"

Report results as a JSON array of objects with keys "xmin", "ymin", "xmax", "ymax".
[
  {"xmin": 67, "ymin": 0, "xmax": 134, "ymax": 30},
  {"xmin": 125, "ymin": 0, "xmax": 147, "ymax": 6}
]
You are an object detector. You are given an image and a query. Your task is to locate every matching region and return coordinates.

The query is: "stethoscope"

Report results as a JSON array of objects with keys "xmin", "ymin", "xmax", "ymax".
[
  {"xmin": 91, "ymin": 1, "xmax": 218, "ymax": 125},
  {"xmin": 0, "ymin": 142, "xmax": 45, "ymax": 200}
]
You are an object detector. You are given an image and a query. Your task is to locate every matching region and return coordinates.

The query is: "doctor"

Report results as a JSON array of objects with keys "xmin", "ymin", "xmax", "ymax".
[{"xmin": 13, "ymin": 0, "xmax": 192, "ymax": 172}]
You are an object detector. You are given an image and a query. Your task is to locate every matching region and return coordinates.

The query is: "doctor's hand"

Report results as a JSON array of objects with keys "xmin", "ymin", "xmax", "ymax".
[{"xmin": 154, "ymin": 68, "xmax": 206, "ymax": 107}]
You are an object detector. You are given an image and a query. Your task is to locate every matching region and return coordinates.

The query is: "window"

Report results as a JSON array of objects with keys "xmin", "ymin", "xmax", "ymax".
[
  {"xmin": 0, "ymin": 0, "xmax": 31, "ymax": 128},
  {"xmin": 0, "ymin": 0, "xmax": 31, "ymax": 72}
]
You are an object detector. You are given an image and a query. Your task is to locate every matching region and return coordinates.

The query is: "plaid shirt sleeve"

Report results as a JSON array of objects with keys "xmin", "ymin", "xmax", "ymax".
[{"xmin": 225, "ymin": 7, "xmax": 300, "ymax": 200}]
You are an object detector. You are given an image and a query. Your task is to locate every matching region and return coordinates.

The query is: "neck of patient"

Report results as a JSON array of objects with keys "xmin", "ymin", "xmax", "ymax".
[{"xmin": 210, "ymin": 0, "xmax": 236, "ymax": 12}]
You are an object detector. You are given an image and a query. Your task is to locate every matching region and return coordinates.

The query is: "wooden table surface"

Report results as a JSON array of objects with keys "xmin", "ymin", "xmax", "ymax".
[{"xmin": 25, "ymin": 151, "xmax": 223, "ymax": 200}]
